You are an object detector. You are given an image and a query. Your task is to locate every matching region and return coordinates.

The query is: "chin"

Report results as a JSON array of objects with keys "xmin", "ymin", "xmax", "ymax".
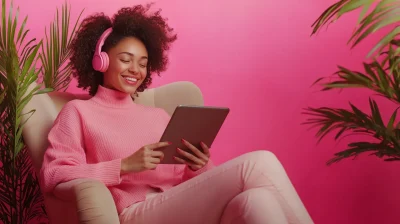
[
  {"xmin": 118, "ymin": 82, "xmax": 141, "ymax": 94},
  {"xmin": 119, "ymin": 86, "xmax": 138, "ymax": 95}
]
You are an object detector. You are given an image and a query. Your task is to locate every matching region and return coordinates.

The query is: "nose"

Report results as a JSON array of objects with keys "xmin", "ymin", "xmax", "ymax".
[{"xmin": 128, "ymin": 63, "xmax": 139, "ymax": 74}]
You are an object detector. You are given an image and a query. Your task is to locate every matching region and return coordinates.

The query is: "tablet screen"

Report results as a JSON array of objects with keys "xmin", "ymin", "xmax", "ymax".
[{"xmin": 158, "ymin": 105, "xmax": 229, "ymax": 164}]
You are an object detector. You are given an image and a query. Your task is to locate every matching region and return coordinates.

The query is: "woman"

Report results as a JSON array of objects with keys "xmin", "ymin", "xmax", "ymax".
[{"xmin": 40, "ymin": 4, "xmax": 313, "ymax": 224}]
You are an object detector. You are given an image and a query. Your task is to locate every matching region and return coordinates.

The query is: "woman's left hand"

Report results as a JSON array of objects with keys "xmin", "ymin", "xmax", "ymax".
[{"xmin": 174, "ymin": 139, "xmax": 210, "ymax": 171}]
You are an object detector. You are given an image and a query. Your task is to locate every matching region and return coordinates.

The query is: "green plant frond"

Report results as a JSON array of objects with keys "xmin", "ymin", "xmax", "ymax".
[
  {"xmin": 380, "ymin": 41, "xmax": 400, "ymax": 74},
  {"xmin": 358, "ymin": 0, "xmax": 375, "ymax": 24},
  {"xmin": 303, "ymin": 98, "xmax": 400, "ymax": 164},
  {"xmin": 6, "ymin": 0, "xmax": 13, "ymax": 50},
  {"xmin": 337, "ymin": 0, "xmax": 375, "ymax": 19},
  {"xmin": 369, "ymin": 26, "xmax": 400, "ymax": 57},
  {"xmin": 0, "ymin": 87, "xmax": 5, "ymax": 103},
  {"xmin": 1, "ymin": 0, "xmax": 84, "ymax": 221},
  {"xmin": 311, "ymin": 0, "xmax": 376, "ymax": 36},
  {"xmin": 313, "ymin": 58, "xmax": 400, "ymax": 103},
  {"xmin": 1, "ymin": 0, "xmax": 5, "ymax": 49},
  {"xmin": 15, "ymin": 15, "xmax": 27, "ymax": 44},
  {"xmin": 369, "ymin": 97, "xmax": 385, "ymax": 127},
  {"xmin": 348, "ymin": 1, "xmax": 399, "ymax": 42},
  {"xmin": 20, "ymin": 41, "xmax": 41, "ymax": 79},
  {"xmin": 326, "ymin": 141, "xmax": 399, "ymax": 165},
  {"xmin": 41, "ymin": 2, "xmax": 84, "ymax": 91},
  {"xmin": 19, "ymin": 39, "xmax": 37, "ymax": 67},
  {"xmin": 0, "ymin": 0, "xmax": 68, "ymax": 222},
  {"xmin": 311, "ymin": 0, "xmax": 349, "ymax": 35},
  {"xmin": 386, "ymin": 109, "xmax": 400, "ymax": 148},
  {"xmin": 311, "ymin": 0, "xmax": 400, "ymax": 58}
]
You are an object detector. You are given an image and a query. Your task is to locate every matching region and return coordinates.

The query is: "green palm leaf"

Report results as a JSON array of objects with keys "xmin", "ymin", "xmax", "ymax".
[
  {"xmin": 0, "ymin": 0, "xmax": 84, "ymax": 222},
  {"xmin": 311, "ymin": 0, "xmax": 400, "ymax": 57},
  {"xmin": 0, "ymin": 0, "xmax": 55, "ymax": 223},
  {"xmin": 40, "ymin": 2, "xmax": 83, "ymax": 91},
  {"xmin": 303, "ymin": 98, "xmax": 400, "ymax": 164},
  {"xmin": 313, "ymin": 40, "xmax": 400, "ymax": 103}
]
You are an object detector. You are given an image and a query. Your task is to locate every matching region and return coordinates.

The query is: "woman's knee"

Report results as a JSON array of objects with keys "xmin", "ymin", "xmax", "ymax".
[
  {"xmin": 236, "ymin": 150, "xmax": 285, "ymax": 173},
  {"xmin": 240, "ymin": 150, "xmax": 279, "ymax": 164}
]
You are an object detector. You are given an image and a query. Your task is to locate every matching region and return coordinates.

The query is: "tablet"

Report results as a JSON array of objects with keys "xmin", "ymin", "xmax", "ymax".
[{"xmin": 157, "ymin": 105, "xmax": 230, "ymax": 164}]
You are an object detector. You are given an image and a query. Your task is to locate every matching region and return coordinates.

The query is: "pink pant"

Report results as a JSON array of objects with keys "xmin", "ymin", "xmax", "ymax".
[{"xmin": 119, "ymin": 151, "xmax": 313, "ymax": 224}]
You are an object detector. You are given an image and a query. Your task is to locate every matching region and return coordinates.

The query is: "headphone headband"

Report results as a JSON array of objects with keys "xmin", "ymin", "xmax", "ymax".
[
  {"xmin": 92, "ymin": 27, "xmax": 113, "ymax": 72},
  {"xmin": 95, "ymin": 28, "xmax": 113, "ymax": 54}
]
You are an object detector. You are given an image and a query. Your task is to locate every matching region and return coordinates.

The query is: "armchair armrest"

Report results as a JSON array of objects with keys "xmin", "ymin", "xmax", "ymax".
[
  {"xmin": 53, "ymin": 179, "xmax": 89, "ymax": 201},
  {"xmin": 53, "ymin": 179, "xmax": 120, "ymax": 224}
]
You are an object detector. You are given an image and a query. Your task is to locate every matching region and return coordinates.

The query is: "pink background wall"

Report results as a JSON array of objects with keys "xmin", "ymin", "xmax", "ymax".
[{"xmin": 14, "ymin": 0, "xmax": 400, "ymax": 223}]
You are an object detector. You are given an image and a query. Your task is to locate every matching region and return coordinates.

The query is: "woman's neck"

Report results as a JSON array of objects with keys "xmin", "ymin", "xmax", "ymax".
[{"xmin": 91, "ymin": 85, "xmax": 134, "ymax": 108}]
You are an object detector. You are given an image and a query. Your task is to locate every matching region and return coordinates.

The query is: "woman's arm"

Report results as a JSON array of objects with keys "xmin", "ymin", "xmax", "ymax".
[{"xmin": 40, "ymin": 102, "xmax": 122, "ymax": 193}]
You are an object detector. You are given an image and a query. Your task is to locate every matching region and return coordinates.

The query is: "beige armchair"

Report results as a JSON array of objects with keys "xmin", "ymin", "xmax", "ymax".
[
  {"xmin": 22, "ymin": 81, "xmax": 204, "ymax": 224},
  {"xmin": 22, "ymin": 81, "xmax": 313, "ymax": 224}
]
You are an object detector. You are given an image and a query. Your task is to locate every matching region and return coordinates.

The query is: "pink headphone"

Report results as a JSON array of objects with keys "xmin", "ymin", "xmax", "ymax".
[{"xmin": 92, "ymin": 28, "xmax": 113, "ymax": 72}]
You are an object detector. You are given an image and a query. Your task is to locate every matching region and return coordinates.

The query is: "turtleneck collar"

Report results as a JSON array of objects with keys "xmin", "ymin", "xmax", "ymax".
[{"xmin": 91, "ymin": 85, "xmax": 134, "ymax": 108}]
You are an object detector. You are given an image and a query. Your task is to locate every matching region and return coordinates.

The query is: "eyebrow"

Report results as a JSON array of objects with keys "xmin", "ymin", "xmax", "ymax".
[{"xmin": 118, "ymin": 52, "xmax": 148, "ymax": 59}]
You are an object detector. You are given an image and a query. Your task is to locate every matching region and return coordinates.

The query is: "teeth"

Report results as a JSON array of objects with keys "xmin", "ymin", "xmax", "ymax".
[{"xmin": 124, "ymin": 77, "xmax": 137, "ymax": 82}]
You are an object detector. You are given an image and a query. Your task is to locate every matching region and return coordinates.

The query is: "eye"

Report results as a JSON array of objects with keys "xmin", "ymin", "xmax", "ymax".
[
  {"xmin": 140, "ymin": 64, "xmax": 147, "ymax": 68},
  {"xmin": 120, "ymin": 59, "xmax": 130, "ymax": 63}
]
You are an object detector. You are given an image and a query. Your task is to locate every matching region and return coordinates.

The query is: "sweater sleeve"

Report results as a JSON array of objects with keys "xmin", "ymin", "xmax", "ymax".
[{"xmin": 40, "ymin": 102, "xmax": 122, "ymax": 193}]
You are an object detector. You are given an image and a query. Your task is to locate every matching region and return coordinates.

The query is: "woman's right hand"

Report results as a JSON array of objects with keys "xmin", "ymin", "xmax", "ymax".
[{"xmin": 120, "ymin": 141, "xmax": 171, "ymax": 174}]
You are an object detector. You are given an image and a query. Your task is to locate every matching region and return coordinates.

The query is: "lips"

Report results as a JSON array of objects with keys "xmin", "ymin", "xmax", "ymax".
[
  {"xmin": 121, "ymin": 75, "xmax": 139, "ymax": 85},
  {"xmin": 123, "ymin": 76, "xmax": 137, "ymax": 82}
]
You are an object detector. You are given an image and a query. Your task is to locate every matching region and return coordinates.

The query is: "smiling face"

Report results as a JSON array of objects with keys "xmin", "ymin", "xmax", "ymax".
[{"xmin": 103, "ymin": 37, "xmax": 148, "ymax": 94}]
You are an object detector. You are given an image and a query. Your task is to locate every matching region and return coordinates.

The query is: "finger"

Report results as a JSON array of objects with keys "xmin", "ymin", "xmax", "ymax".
[
  {"xmin": 151, "ymin": 150, "xmax": 164, "ymax": 159},
  {"xmin": 145, "ymin": 163, "xmax": 158, "ymax": 170},
  {"xmin": 176, "ymin": 148, "xmax": 205, "ymax": 165},
  {"xmin": 200, "ymin": 142, "xmax": 211, "ymax": 157},
  {"xmin": 174, "ymin": 156, "xmax": 202, "ymax": 170},
  {"xmin": 146, "ymin": 141, "xmax": 172, "ymax": 150},
  {"xmin": 181, "ymin": 139, "xmax": 209, "ymax": 162},
  {"xmin": 173, "ymin": 156, "xmax": 186, "ymax": 164},
  {"xmin": 148, "ymin": 157, "xmax": 161, "ymax": 164}
]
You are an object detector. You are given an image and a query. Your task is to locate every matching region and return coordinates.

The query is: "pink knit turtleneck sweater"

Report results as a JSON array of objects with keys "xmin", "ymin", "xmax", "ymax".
[{"xmin": 40, "ymin": 85, "xmax": 214, "ymax": 213}]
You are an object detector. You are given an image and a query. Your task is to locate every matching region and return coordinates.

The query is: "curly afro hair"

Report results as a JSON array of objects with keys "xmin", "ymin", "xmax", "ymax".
[{"xmin": 69, "ymin": 4, "xmax": 177, "ymax": 95}]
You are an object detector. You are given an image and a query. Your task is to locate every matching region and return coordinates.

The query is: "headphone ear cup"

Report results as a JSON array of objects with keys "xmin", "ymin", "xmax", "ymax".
[
  {"xmin": 99, "ymin": 52, "xmax": 109, "ymax": 72},
  {"xmin": 92, "ymin": 53, "xmax": 102, "ymax": 71}
]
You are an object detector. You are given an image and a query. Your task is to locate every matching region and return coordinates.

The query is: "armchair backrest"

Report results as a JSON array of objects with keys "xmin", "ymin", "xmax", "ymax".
[{"xmin": 22, "ymin": 81, "xmax": 204, "ymax": 173}]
